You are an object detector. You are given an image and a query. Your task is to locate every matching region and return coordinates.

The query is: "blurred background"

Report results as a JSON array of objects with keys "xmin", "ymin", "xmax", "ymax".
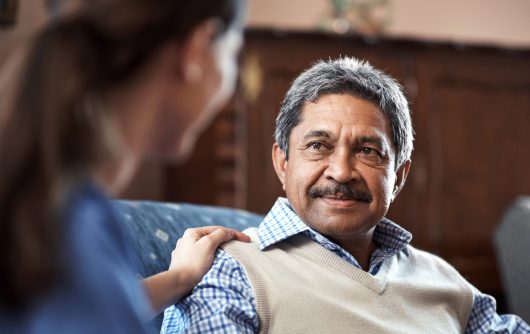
[{"xmin": 1, "ymin": 0, "xmax": 530, "ymax": 315}]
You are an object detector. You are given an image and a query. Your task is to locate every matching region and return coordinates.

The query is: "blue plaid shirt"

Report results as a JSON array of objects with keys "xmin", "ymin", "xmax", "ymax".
[{"xmin": 162, "ymin": 197, "xmax": 530, "ymax": 334}]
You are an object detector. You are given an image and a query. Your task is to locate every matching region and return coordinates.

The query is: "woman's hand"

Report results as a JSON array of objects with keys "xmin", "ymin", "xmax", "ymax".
[
  {"xmin": 169, "ymin": 226, "xmax": 251, "ymax": 286},
  {"xmin": 143, "ymin": 226, "xmax": 250, "ymax": 314}
]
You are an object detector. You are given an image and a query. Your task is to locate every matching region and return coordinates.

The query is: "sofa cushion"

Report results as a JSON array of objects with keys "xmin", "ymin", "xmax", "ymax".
[{"xmin": 114, "ymin": 200, "xmax": 263, "ymax": 278}]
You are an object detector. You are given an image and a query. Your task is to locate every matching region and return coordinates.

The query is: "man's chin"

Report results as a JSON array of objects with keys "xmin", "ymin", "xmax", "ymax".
[{"xmin": 305, "ymin": 199, "xmax": 379, "ymax": 233}]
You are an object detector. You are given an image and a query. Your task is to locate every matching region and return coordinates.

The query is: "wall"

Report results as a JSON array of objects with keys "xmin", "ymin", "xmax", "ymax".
[
  {"xmin": 3, "ymin": 0, "xmax": 530, "ymax": 64},
  {"xmin": 247, "ymin": 0, "xmax": 530, "ymax": 48}
]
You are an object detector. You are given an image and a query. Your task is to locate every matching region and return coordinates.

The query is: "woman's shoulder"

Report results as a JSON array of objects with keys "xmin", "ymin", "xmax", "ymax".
[
  {"xmin": 66, "ymin": 181, "xmax": 115, "ymax": 222},
  {"xmin": 64, "ymin": 181, "xmax": 122, "ymax": 240},
  {"xmin": 62, "ymin": 180, "xmax": 133, "ymax": 268}
]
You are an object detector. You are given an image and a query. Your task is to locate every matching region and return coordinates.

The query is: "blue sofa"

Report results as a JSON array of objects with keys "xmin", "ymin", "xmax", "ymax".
[{"xmin": 113, "ymin": 200, "xmax": 263, "ymax": 333}]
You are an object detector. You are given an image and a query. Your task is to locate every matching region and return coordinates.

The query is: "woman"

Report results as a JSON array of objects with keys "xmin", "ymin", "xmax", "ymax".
[{"xmin": 0, "ymin": 0, "xmax": 248, "ymax": 332}]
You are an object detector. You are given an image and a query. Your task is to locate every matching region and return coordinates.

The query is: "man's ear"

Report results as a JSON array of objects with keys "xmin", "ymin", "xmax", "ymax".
[
  {"xmin": 272, "ymin": 143, "xmax": 287, "ymax": 192},
  {"xmin": 177, "ymin": 19, "xmax": 218, "ymax": 82},
  {"xmin": 392, "ymin": 160, "xmax": 411, "ymax": 201}
]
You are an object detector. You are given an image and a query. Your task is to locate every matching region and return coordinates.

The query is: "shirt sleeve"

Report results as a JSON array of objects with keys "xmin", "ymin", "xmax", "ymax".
[
  {"xmin": 161, "ymin": 249, "xmax": 259, "ymax": 334},
  {"xmin": 465, "ymin": 285, "xmax": 530, "ymax": 333}
]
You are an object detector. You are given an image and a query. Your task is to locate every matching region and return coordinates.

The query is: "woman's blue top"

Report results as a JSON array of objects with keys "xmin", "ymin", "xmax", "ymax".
[{"xmin": 0, "ymin": 182, "xmax": 151, "ymax": 333}]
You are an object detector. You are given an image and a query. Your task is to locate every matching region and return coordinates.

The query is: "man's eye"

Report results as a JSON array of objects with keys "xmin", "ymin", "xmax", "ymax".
[
  {"xmin": 359, "ymin": 147, "xmax": 377, "ymax": 155},
  {"xmin": 309, "ymin": 142, "xmax": 323, "ymax": 150},
  {"xmin": 355, "ymin": 147, "xmax": 386, "ymax": 165}
]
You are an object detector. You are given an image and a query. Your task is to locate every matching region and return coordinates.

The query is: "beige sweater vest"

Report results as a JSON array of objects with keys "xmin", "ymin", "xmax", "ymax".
[{"xmin": 222, "ymin": 228, "xmax": 474, "ymax": 334}]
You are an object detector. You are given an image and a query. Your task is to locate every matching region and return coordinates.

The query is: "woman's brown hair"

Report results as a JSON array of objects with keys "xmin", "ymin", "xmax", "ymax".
[{"xmin": 0, "ymin": 0, "xmax": 245, "ymax": 308}]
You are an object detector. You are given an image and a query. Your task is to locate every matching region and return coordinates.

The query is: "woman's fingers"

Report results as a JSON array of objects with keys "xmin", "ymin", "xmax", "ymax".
[
  {"xmin": 195, "ymin": 228, "xmax": 250, "ymax": 252},
  {"xmin": 181, "ymin": 226, "xmax": 250, "ymax": 243},
  {"xmin": 196, "ymin": 228, "xmax": 234, "ymax": 253},
  {"xmin": 231, "ymin": 230, "xmax": 251, "ymax": 242},
  {"xmin": 168, "ymin": 226, "xmax": 251, "ymax": 285}
]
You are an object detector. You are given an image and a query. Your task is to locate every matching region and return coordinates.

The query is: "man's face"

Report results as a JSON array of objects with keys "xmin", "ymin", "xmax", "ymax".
[{"xmin": 273, "ymin": 94, "xmax": 410, "ymax": 243}]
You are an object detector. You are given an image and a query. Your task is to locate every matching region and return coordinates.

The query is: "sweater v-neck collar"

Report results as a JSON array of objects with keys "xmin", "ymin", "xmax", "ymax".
[{"xmin": 284, "ymin": 234, "xmax": 390, "ymax": 295}]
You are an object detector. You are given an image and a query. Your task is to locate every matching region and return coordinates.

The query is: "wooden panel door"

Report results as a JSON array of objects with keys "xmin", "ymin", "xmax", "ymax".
[{"xmin": 414, "ymin": 49, "xmax": 530, "ymax": 294}]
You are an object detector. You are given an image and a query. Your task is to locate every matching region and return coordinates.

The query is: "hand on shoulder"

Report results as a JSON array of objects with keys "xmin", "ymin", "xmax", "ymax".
[{"xmin": 169, "ymin": 226, "xmax": 251, "ymax": 286}]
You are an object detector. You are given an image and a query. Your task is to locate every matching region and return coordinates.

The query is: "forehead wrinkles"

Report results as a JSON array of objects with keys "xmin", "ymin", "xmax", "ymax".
[
  {"xmin": 295, "ymin": 104, "xmax": 391, "ymax": 142},
  {"xmin": 294, "ymin": 118, "xmax": 342, "ymax": 144}
]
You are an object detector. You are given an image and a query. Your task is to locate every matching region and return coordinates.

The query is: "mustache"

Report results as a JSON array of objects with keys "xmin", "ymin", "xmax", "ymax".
[{"xmin": 308, "ymin": 182, "xmax": 373, "ymax": 203}]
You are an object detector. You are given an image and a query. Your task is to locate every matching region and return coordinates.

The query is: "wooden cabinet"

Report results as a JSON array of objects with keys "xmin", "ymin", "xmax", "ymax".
[{"xmin": 123, "ymin": 29, "xmax": 530, "ymax": 298}]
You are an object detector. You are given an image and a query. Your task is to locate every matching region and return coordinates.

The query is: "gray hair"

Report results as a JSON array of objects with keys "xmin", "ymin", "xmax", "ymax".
[{"xmin": 274, "ymin": 57, "xmax": 414, "ymax": 168}]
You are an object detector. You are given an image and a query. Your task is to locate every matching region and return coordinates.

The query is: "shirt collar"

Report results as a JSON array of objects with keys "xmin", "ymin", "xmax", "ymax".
[
  {"xmin": 258, "ymin": 197, "xmax": 310, "ymax": 250},
  {"xmin": 258, "ymin": 197, "xmax": 412, "ymax": 256}
]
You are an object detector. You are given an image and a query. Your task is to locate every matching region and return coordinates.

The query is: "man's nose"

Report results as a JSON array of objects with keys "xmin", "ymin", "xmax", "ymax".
[{"xmin": 324, "ymin": 149, "xmax": 359, "ymax": 183}]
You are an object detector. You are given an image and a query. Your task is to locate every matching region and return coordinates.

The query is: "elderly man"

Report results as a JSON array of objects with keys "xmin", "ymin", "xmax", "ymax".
[{"xmin": 161, "ymin": 58, "xmax": 530, "ymax": 333}]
